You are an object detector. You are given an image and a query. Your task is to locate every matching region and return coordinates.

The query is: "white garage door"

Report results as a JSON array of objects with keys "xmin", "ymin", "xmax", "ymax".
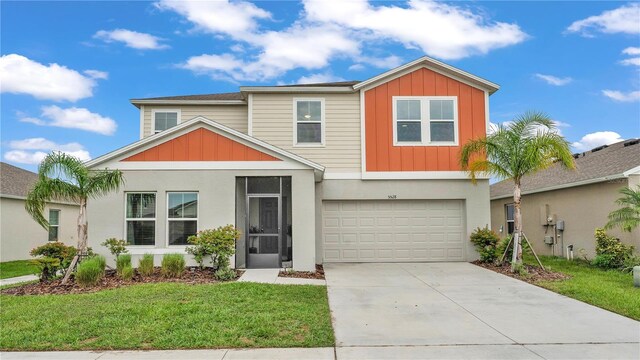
[{"xmin": 322, "ymin": 200, "xmax": 465, "ymax": 262}]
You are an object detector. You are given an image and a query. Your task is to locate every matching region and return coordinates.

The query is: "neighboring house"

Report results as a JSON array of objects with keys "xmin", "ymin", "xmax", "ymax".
[
  {"xmin": 0, "ymin": 162, "xmax": 80, "ymax": 262},
  {"xmin": 86, "ymin": 56, "xmax": 498, "ymax": 270},
  {"xmin": 490, "ymin": 139, "xmax": 640, "ymax": 258}
]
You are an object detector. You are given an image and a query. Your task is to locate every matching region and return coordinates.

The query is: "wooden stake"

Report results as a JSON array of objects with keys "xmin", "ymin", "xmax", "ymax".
[
  {"xmin": 522, "ymin": 232, "xmax": 545, "ymax": 271},
  {"xmin": 499, "ymin": 236, "xmax": 514, "ymax": 264},
  {"xmin": 61, "ymin": 254, "xmax": 78, "ymax": 284}
]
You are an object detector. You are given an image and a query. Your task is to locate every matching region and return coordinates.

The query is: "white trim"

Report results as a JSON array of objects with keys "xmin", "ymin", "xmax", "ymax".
[
  {"xmin": 490, "ymin": 174, "xmax": 629, "ymax": 200},
  {"xmin": 124, "ymin": 192, "xmax": 157, "ymax": 246},
  {"xmin": 354, "ymin": 56, "xmax": 499, "ymax": 94},
  {"xmin": 247, "ymin": 93, "xmax": 253, "ymax": 136},
  {"xmin": 293, "ymin": 98, "xmax": 326, "ymax": 147},
  {"xmin": 392, "ymin": 96, "xmax": 459, "ymax": 146},
  {"xmin": 151, "ymin": 108, "xmax": 182, "ymax": 134},
  {"xmin": 166, "ymin": 192, "xmax": 199, "ymax": 247},
  {"xmin": 323, "ymin": 172, "xmax": 362, "ymax": 180},
  {"xmin": 111, "ymin": 161, "xmax": 313, "ymax": 170},
  {"xmin": 132, "ymin": 99, "xmax": 246, "ymax": 106},
  {"xmin": 0, "ymin": 194, "xmax": 79, "ymax": 205},
  {"xmin": 126, "ymin": 247, "xmax": 188, "ymax": 255},
  {"xmin": 241, "ymin": 86, "xmax": 354, "ymax": 93},
  {"xmin": 85, "ymin": 116, "xmax": 325, "ymax": 173},
  {"xmin": 484, "ymin": 91, "xmax": 490, "ymax": 135},
  {"xmin": 623, "ymin": 165, "xmax": 640, "ymax": 176},
  {"xmin": 362, "ymin": 171, "xmax": 489, "ymax": 180},
  {"xmin": 139, "ymin": 105, "xmax": 145, "ymax": 139},
  {"xmin": 360, "ymin": 89, "xmax": 367, "ymax": 174},
  {"xmin": 48, "ymin": 209, "xmax": 60, "ymax": 242}
]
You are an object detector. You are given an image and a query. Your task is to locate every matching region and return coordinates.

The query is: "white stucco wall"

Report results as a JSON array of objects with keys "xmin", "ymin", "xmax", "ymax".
[{"xmin": 0, "ymin": 197, "xmax": 79, "ymax": 262}]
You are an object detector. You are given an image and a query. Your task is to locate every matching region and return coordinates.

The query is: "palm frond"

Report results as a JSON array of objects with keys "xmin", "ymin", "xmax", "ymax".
[
  {"xmin": 38, "ymin": 152, "xmax": 88, "ymax": 187},
  {"xmin": 25, "ymin": 179, "xmax": 83, "ymax": 229},
  {"xmin": 85, "ymin": 169, "xmax": 124, "ymax": 199},
  {"xmin": 605, "ymin": 186, "xmax": 640, "ymax": 232}
]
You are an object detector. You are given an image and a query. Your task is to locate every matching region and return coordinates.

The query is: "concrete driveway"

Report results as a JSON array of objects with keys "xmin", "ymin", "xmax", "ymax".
[{"xmin": 325, "ymin": 263, "xmax": 640, "ymax": 360}]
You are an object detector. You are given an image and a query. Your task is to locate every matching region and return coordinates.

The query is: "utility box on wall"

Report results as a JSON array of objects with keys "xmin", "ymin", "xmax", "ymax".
[{"xmin": 544, "ymin": 235, "xmax": 554, "ymax": 245}]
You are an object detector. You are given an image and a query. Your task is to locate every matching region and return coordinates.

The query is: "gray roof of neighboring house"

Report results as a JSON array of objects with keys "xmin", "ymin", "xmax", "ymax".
[
  {"xmin": 0, "ymin": 162, "xmax": 39, "ymax": 198},
  {"xmin": 490, "ymin": 139, "xmax": 640, "ymax": 199}
]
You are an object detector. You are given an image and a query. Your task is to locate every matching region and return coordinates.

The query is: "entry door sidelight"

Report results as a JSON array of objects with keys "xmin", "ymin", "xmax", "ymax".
[{"xmin": 247, "ymin": 196, "xmax": 280, "ymax": 268}]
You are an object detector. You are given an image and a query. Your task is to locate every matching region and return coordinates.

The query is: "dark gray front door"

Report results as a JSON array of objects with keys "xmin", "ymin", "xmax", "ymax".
[{"xmin": 247, "ymin": 196, "xmax": 280, "ymax": 268}]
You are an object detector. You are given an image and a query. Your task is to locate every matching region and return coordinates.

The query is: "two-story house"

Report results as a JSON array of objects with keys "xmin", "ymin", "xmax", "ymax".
[{"xmin": 86, "ymin": 56, "xmax": 498, "ymax": 271}]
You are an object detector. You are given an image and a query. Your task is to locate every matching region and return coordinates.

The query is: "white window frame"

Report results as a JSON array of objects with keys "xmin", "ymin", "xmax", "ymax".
[
  {"xmin": 293, "ymin": 98, "xmax": 325, "ymax": 147},
  {"xmin": 392, "ymin": 96, "xmax": 458, "ymax": 146},
  {"xmin": 124, "ymin": 192, "xmax": 157, "ymax": 247},
  {"xmin": 505, "ymin": 203, "xmax": 515, "ymax": 235},
  {"xmin": 166, "ymin": 192, "xmax": 199, "ymax": 247},
  {"xmin": 48, "ymin": 209, "xmax": 60, "ymax": 242},
  {"xmin": 152, "ymin": 109, "xmax": 182, "ymax": 134}
]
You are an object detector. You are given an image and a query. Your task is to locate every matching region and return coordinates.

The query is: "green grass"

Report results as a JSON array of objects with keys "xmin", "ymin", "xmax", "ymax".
[
  {"xmin": 0, "ymin": 282, "xmax": 334, "ymax": 350},
  {"xmin": 525, "ymin": 255, "xmax": 640, "ymax": 321},
  {"xmin": 0, "ymin": 260, "xmax": 38, "ymax": 279}
]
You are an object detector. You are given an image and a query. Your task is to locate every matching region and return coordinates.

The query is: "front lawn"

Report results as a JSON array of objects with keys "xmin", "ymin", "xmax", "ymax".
[
  {"xmin": 0, "ymin": 260, "xmax": 38, "ymax": 279},
  {"xmin": 527, "ymin": 256, "xmax": 640, "ymax": 321},
  {"xmin": 0, "ymin": 282, "xmax": 334, "ymax": 350}
]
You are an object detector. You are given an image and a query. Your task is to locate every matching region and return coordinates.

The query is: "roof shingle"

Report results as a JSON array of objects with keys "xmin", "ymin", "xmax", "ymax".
[{"xmin": 0, "ymin": 162, "xmax": 38, "ymax": 198}]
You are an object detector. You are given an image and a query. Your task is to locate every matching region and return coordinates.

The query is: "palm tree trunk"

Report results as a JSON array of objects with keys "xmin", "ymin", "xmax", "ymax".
[
  {"xmin": 61, "ymin": 197, "xmax": 88, "ymax": 284},
  {"xmin": 511, "ymin": 182, "xmax": 523, "ymax": 271}
]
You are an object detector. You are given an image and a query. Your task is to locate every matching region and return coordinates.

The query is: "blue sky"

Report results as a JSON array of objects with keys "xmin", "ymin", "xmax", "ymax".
[{"xmin": 1, "ymin": 1, "xmax": 639, "ymax": 171}]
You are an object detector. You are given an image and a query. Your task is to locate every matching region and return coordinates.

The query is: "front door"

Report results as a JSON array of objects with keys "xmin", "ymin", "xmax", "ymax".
[{"xmin": 247, "ymin": 196, "xmax": 280, "ymax": 268}]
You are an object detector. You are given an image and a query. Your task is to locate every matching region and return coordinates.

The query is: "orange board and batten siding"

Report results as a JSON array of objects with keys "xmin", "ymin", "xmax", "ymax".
[
  {"xmin": 365, "ymin": 67, "xmax": 486, "ymax": 172},
  {"xmin": 122, "ymin": 128, "xmax": 280, "ymax": 162}
]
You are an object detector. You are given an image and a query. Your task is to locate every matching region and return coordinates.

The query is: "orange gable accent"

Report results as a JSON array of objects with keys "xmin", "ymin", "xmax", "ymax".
[
  {"xmin": 365, "ymin": 67, "xmax": 486, "ymax": 172},
  {"xmin": 122, "ymin": 128, "xmax": 281, "ymax": 162}
]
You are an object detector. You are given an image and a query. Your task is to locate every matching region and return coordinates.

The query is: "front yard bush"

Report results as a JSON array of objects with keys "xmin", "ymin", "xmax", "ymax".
[
  {"xmin": 592, "ymin": 228, "xmax": 634, "ymax": 270},
  {"xmin": 161, "ymin": 254, "xmax": 185, "ymax": 278},
  {"xmin": 496, "ymin": 235, "xmax": 529, "ymax": 264},
  {"xmin": 138, "ymin": 254, "xmax": 154, "ymax": 277},
  {"xmin": 76, "ymin": 256, "xmax": 106, "ymax": 287},
  {"xmin": 469, "ymin": 227, "xmax": 500, "ymax": 263},
  {"xmin": 215, "ymin": 268, "xmax": 237, "ymax": 281},
  {"xmin": 101, "ymin": 238, "xmax": 128, "ymax": 258},
  {"xmin": 186, "ymin": 225, "xmax": 240, "ymax": 270},
  {"xmin": 29, "ymin": 242, "xmax": 76, "ymax": 281},
  {"xmin": 116, "ymin": 254, "xmax": 132, "ymax": 275},
  {"xmin": 120, "ymin": 265, "xmax": 134, "ymax": 281}
]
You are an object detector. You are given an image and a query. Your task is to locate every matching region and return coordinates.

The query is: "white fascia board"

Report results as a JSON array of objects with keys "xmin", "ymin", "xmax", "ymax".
[
  {"xmin": 323, "ymin": 172, "xmax": 362, "ymax": 180},
  {"xmin": 130, "ymin": 100, "xmax": 246, "ymax": 107},
  {"xmin": 354, "ymin": 56, "xmax": 499, "ymax": 94},
  {"xmin": 240, "ymin": 86, "xmax": 355, "ymax": 93},
  {"xmin": 623, "ymin": 165, "xmax": 640, "ymax": 176},
  {"xmin": 361, "ymin": 171, "xmax": 489, "ymax": 180},
  {"xmin": 490, "ymin": 173, "xmax": 628, "ymax": 200}
]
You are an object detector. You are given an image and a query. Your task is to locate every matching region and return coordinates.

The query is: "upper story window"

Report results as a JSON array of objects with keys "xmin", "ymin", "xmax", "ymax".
[
  {"xmin": 393, "ymin": 96, "xmax": 458, "ymax": 146},
  {"xmin": 48, "ymin": 209, "xmax": 60, "ymax": 242},
  {"xmin": 153, "ymin": 110, "xmax": 180, "ymax": 133},
  {"xmin": 294, "ymin": 99, "xmax": 324, "ymax": 146},
  {"xmin": 125, "ymin": 193, "xmax": 156, "ymax": 246}
]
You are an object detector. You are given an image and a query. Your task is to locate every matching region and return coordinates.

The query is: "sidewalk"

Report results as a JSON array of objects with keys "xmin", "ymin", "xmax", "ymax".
[
  {"xmin": 0, "ymin": 274, "xmax": 38, "ymax": 286},
  {"xmin": 238, "ymin": 269, "xmax": 325, "ymax": 285}
]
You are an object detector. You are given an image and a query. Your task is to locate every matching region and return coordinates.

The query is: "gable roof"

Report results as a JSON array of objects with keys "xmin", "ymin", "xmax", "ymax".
[
  {"xmin": 86, "ymin": 116, "xmax": 325, "ymax": 173},
  {"xmin": 490, "ymin": 139, "xmax": 640, "ymax": 199},
  {"xmin": 0, "ymin": 162, "xmax": 38, "ymax": 198}
]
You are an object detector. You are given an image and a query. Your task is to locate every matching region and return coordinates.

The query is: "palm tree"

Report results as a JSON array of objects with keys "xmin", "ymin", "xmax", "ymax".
[
  {"xmin": 605, "ymin": 185, "xmax": 640, "ymax": 232},
  {"xmin": 25, "ymin": 152, "xmax": 123, "ymax": 283},
  {"xmin": 460, "ymin": 111, "xmax": 575, "ymax": 270}
]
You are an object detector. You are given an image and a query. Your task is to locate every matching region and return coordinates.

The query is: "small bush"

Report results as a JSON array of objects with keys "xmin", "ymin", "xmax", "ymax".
[
  {"xmin": 469, "ymin": 227, "xmax": 500, "ymax": 263},
  {"xmin": 593, "ymin": 228, "xmax": 634, "ymax": 269},
  {"xmin": 101, "ymin": 238, "xmax": 128, "ymax": 258},
  {"xmin": 76, "ymin": 256, "xmax": 106, "ymax": 287},
  {"xmin": 161, "ymin": 254, "xmax": 185, "ymax": 278},
  {"xmin": 622, "ymin": 255, "xmax": 640, "ymax": 273},
  {"xmin": 138, "ymin": 254, "xmax": 154, "ymax": 277},
  {"xmin": 120, "ymin": 265, "xmax": 134, "ymax": 281},
  {"xmin": 94, "ymin": 255, "xmax": 107, "ymax": 275},
  {"xmin": 186, "ymin": 225, "xmax": 240, "ymax": 270},
  {"xmin": 495, "ymin": 235, "xmax": 530, "ymax": 264},
  {"xmin": 30, "ymin": 242, "xmax": 76, "ymax": 281},
  {"xmin": 116, "ymin": 254, "xmax": 132, "ymax": 275},
  {"xmin": 513, "ymin": 262, "xmax": 529, "ymax": 277},
  {"xmin": 214, "ymin": 268, "xmax": 237, "ymax": 281}
]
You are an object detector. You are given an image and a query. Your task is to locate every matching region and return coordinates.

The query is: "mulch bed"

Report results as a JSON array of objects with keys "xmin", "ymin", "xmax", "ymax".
[
  {"xmin": 1, "ymin": 268, "xmax": 243, "ymax": 296},
  {"xmin": 278, "ymin": 264, "xmax": 325, "ymax": 279},
  {"xmin": 472, "ymin": 260, "xmax": 570, "ymax": 283}
]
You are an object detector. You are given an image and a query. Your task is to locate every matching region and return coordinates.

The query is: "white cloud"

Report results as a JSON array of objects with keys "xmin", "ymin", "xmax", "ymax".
[
  {"xmin": 534, "ymin": 73, "xmax": 573, "ymax": 86},
  {"xmin": 348, "ymin": 63, "xmax": 366, "ymax": 71},
  {"xmin": 4, "ymin": 138, "xmax": 91, "ymax": 165},
  {"xmin": 602, "ymin": 89, "xmax": 640, "ymax": 102},
  {"xmin": 620, "ymin": 57, "xmax": 640, "ymax": 66},
  {"xmin": 571, "ymin": 131, "xmax": 624, "ymax": 152},
  {"xmin": 567, "ymin": 3, "xmax": 640, "ymax": 36},
  {"xmin": 303, "ymin": 0, "xmax": 528, "ymax": 60},
  {"xmin": 622, "ymin": 47, "xmax": 640, "ymax": 55},
  {"xmin": 297, "ymin": 73, "xmax": 345, "ymax": 84},
  {"xmin": 94, "ymin": 29, "xmax": 169, "ymax": 50},
  {"xmin": 84, "ymin": 69, "xmax": 109, "ymax": 79},
  {"xmin": 0, "ymin": 54, "xmax": 99, "ymax": 102},
  {"xmin": 18, "ymin": 106, "xmax": 117, "ymax": 135},
  {"xmin": 356, "ymin": 55, "xmax": 404, "ymax": 69}
]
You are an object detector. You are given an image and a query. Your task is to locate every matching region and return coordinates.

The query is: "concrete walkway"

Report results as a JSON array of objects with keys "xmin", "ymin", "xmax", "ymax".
[
  {"xmin": 238, "ymin": 268, "xmax": 325, "ymax": 285},
  {"xmin": 324, "ymin": 262, "xmax": 640, "ymax": 359},
  {"xmin": 0, "ymin": 274, "xmax": 38, "ymax": 286}
]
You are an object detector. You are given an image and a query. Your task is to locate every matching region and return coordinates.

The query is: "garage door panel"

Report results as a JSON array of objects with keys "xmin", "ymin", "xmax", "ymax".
[{"xmin": 322, "ymin": 200, "xmax": 465, "ymax": 262}]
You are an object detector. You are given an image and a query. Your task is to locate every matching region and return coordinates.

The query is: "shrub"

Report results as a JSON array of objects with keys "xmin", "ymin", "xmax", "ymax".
[
  {"xmin": 76, "ymin": 256, "xmax": 106, "ymax": 287},
  {"xmin": 101, "ymin": 238, "xmax": 128, "ymax": 258},
  {"xmin": 495, "ymin": 235, "xmax": 530, "ymax": 264},
  {"xmin": 186, "ymin": 225, "xmax": 240, "ymax": 270},
  {"xmin": 138, "ymin": 254, "xmax": 154, "ymax": 277},
  {"xmin": 593, "ymin": 228, "xmax": 634, "ymax": 269},
  {"xmin": 116, "ymin": 254, "xmax": 132, "ymax": 275},
  {"xmin": 120, "ymin": 265, "xmax": 134, "ymax": 281},
  {"xmin": 622, "ymin": 255, "xmax": 640, "ymax": 273},
  {"xmin": 469, "ymin": 227, "xmax": 500, "ymax": 263},
  {"xmin": 161, "ymin": 254, "xmax": 185, "ymax": 278},
  {"xmin": 30, "ymin": 242, "xmax": 76, "ymax": 281},
  {"xmin": 94, "ymin": 255, "xmax": 107, "ymax": 275},
  {"xmin": 214, "ymin": 268, "xmax": 237, "ymax": 281}
]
